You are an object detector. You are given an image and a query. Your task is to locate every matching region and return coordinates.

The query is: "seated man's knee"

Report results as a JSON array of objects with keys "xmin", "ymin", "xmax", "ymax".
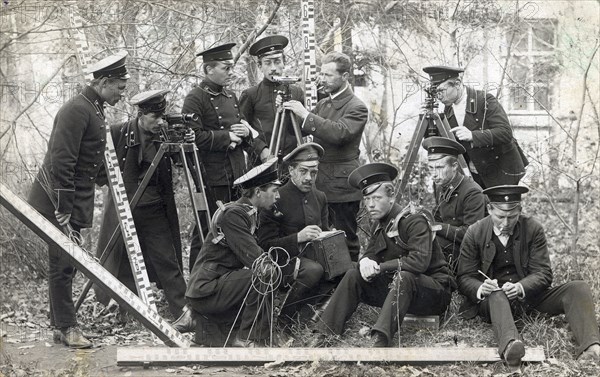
[
  {"xmin": 488, "ymin": 289, "xmax": 510, "ymax": 304},
  {"xmin": 300, "ymin": 259, "xmax": 324, "ymax": 287},
  {"xmin": 396, "ymin": 270, "xmax": 417, "ymax": 289},
  {"xmin": 565, "ymin": 280, "xmax": 593, "ymax": 300}
]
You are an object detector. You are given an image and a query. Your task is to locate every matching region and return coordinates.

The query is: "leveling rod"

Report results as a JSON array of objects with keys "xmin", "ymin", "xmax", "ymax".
[{"xmin": 0, "ymin": 183, "xmax": 189, "ymax": 347}]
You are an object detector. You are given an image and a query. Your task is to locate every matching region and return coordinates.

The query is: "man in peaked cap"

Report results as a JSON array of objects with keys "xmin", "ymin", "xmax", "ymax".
[
  {"xmin": 183, "ymin": 43, "xmax": 256, "ymax": 271},
  {"xmin": 240, "ymin": 35, "xmax": 305, "ymax": 166},
  {"xmin": 423, "ymin": 136, "xmax": 485, "ymax": 270},
  {"xmin": 94, "ymin": 89, "xmax": 189, "ymax": 320},
  {"xmin": 423, "ymin": 65, "xmax": 528, "ymax": 189},
  {"xmin": 28, "ymin": 51, "xmax": 129, "ymax": 349},
  {"xmin": 312, "ymin": 163, "xmax": 454, "ymax": 348},
  {"xmin": 457, "ymin": 185, "xmax": 600, "ymax": 367},
  {"xmin": 258, "ymin": 142, "xmax": 336, "ymax": 320},
  {"xmin": 175, "ymin": 158, "xmax": 283, "ymax": 347}
]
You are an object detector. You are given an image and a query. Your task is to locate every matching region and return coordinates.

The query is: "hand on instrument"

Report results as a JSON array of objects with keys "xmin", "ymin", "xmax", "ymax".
[
  {"xmin": 282, "ymin": 100, "xmax": 309, "ymax": 119},
  {"xmin": 502, "ymin": 282, "xmax": 523, "ymax": 301},
  {"xmin": 230, "ymin": 124, "xmax": 249, "ymax": 138},
  {"xmin": 54, "ymin": 210, "xmax": 71, "ymax": 226},
  {"xmin": 359, "ymin": 258, "xmax": 380, "ymax": 282},
  {"xmin": 450, "ymin": 126, "xmax": 473, "ymax": 142},
  {"xmin": 297, "ymin": 225, "xmax": 323, "ymax": 243},
  {"xmin": 275, "ymin": 93, "xmax": 283, "ymax": 108},
  {"xmin": 479, "ymin": 278, "xmax": 500, "ymax": 298},
  {"xmin": 183, "ymin": 129, "xmax": 195, "ymax": 143}
]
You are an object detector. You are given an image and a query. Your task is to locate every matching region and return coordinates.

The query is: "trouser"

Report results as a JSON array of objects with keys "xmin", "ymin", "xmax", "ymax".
[
  {"xmin": 187, "ymin": 269, "xmax": 272, "ymax": 342},
  {"xmin": 117, "ymin": 203, "xmax": 187, "ymax": 318},
  {"xmin": 478, "ymin": 281, "xmax": 600, "ymax": 357},
  {"xmin": 46, "ymin": 214, "xmax": 79, "ymax": 329},
  {"xmin": 329, "ymin": 201, "xmax": 361, "ymax": 261},
  {"xmin": 189, "ymin": 184, "xmax": 238, "ymax": 271},
  {"xmin": 280, "ymin": 257, "xmax": 324, "ymax": 317},
  {"xmin": 317, "ymin": 269, "xmax": 451, "ymax": 343}
]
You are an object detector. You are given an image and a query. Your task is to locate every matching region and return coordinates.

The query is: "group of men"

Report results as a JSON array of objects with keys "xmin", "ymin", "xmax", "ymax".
[{"xmin": 27, "ymin": 33, "xmax": 599, "ymax": 367}]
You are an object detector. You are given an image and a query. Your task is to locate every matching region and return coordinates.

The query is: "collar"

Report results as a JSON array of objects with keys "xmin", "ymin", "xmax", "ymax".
[
  {"xmin": 453, "ymin": 86, "xmax": 468, "ymax": 110},
  {"xmin": 81, "ymin": 86, "xmax": 106, "ymax": 117},
  {"xmin": 465, "ymin": 86, "xmax": 478, "ymax": 114},
  {"xmin": 262, "ymin": 77, "xmax": 280, "ymax": 87},
  {"xmin": 329, "ymin": 82, "xmax": 349, "ymax": 100},
  {"xmin": 440, "ymin": 173, "xmax": 464, "ymax": 201},
  {"xmin": 201, "ymin": 79, "xmax": 227, "ymax": 96}
]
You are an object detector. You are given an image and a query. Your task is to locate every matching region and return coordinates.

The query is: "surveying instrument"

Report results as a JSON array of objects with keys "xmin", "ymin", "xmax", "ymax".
[
  {"xmin": 74, "ymin": 113, "xmax": 212, "ymax": 311},
  {"xmin": 394, "ymin": 80, "xmax": 470, "ymax": 201}
]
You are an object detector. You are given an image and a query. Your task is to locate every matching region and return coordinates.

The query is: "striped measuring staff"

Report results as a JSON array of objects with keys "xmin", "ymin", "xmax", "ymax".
[
  {"xmin": 69, "ymin": 5, "xmax": 157, "ymax": 311},
  {"xmin": 301, "ymin": 0, "xmax": 318, "ymax": 110},
  {"xmin": 0, "ymin": 184, "xmax": 188, "ymax": 347}
]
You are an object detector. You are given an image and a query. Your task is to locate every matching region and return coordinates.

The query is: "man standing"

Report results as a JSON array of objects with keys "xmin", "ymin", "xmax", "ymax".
[
  {"xmin": 173, "ymin": 158, "xmax": 282, "ymax": 347},
  {"xmin": 239, "ymin": 35, "xmax": 304, "ymax": 165},
  {"xmin": 423, "ymin": 66, "xmax": 528, "ymax": 188},
  {"xmin": 28, "ymin": 52, "xmax": 129, "ymax": 348},
  {"xmin": 258, "ymin": 143, "xmax": 329, "ymax": 317},
  {"xmin": 313, "ymin": 163, "xmax": 454, "ymax": 347},
  {"xmin": 94, "ymin": 89, "xmax": 187, "ymax": 319},
  {"xmin": 283, "ymin": 52, "xmax": 368, "ymax": 260},
  {"xmin": 457, "ymin": 185, "xmax": 600, "ymax": 366},
  {"xmin": 422, "ymin": 136, "xmax": 485, "ymax": 269},
  {"xmin": 182, "ymin": 43, "xmax": 253, "ymax": 269}
]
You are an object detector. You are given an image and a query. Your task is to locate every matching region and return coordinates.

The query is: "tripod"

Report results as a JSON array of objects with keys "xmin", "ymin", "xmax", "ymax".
[
  {"xmin": 74, "ymin": 141, "xmax": 211, "ymax": 311},
  {"xmin": 269, "ymin": 91, "xmax": 304, "ymax": 158},
  {"xmin": 394, "ymin": 101, "xmax": 471, "ymax": 201}
]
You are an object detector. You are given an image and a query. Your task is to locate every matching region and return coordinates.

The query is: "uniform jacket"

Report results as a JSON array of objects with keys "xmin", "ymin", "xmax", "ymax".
[
  {"xmin": 28, "ymin": 86, "xmax": 107, "ymax": 228},
  {"xmin": 303, "ymin": 85, "xmax": 368, "ymax": 202},
  {"xmin": 186, "ymin": 197, "xmax": 263, "ymax": 299},
  {"xmin": 457, "ymin": 215, "xmax": 553, "ymax": 306},
  {"xmin": 257, "ymin": 180, "xmax": 329, "ymax": 257},
  {"xmin": 445, "ymin": 87, "xmax": 527, "ymax": 187},
  {"xmin": 94, "ymin": 119, "xmax": 183, "ymax": 304},
  {"xmin": 433, "ymin": 174, "xmax": 485, "ymax": 256},
  {"xmin": 239, "ymin": 79, "xmax": 304, "ymax": 161},
  {"xmin": 182, "ymin": 80, "xmax": 250, "ymax": 187},
  {"xmin": 363, "ymin": 203, "xmax": 453, "ymax": 286}
]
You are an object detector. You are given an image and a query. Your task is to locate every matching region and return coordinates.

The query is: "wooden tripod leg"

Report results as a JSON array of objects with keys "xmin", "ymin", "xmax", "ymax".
[
  {"xmin": 269, "ymin": 109, "xmax": 282, "ymax": 156},
  {"xmin": 396, "ymin": 113, "xmax": 430, "ymax": 197},
  {"xmin": 289, "ymin": 110, "xmax": 303, "ymax": 146},
  {"xmin": 181, "ymin": 144, "xmax": 212, "ymax": 243}
]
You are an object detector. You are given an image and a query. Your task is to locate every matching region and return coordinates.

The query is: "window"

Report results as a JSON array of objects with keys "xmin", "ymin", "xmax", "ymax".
[{"xmin": 505, "ymin": 19, "xmax": 558, "ymax": 113}]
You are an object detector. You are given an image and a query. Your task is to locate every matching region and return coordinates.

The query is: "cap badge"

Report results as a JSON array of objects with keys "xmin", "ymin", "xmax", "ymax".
[{"xmin": 504, "ymin": 195, "xmax": 509, "ymax": 201}]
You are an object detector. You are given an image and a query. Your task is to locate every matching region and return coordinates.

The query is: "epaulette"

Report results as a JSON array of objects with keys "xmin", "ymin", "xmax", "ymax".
[
  {"xmin": 385, "ymin": 203, "xmax": 436, "ymax": 248},
  {"xmin": 211, "ymin": 201, "xmax": 257, "ymax": 245}
]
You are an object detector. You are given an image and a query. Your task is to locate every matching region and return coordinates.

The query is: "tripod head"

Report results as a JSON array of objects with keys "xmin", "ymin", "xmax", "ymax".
[
  {"xmin": 273, "ymin": 75, "xmax": 301, "ymax": 102},
  {"xmin": 421, "ymin": 82, "xmax": 443, "ymax": 137}
]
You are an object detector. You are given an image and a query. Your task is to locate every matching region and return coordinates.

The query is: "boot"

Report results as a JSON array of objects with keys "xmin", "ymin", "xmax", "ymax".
[
  {"xmin": 172, "ymin": 304, "xmax": 196, "ymax": 334},
  {"xmin": 58, "ymin": 327, "xmax": 92, "ymax": 349}
]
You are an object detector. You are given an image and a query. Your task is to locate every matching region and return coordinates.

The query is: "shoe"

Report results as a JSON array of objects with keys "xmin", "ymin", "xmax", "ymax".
[
  {"xmin": 372, "ymin": 331, "xmax": 388, "ymax": 347},
  {"xmin": 58, "ymin": 327, "xmax": 92, "ymax": 349},
  {"xmin": 503, "ymin": 339, "xmax": 525, "ymax": 367},
  {"xmin": 172, "ymin": 305, "xmax": 196, "ymax": 334},
  {"xmin": 230, "ymin": 335, "xmax": 256, "ymax": 348},
  {"xmin": 578, "ymin": 344, "xmax": 600, "ymax": 362},
  {"xmin": 307, "ymin": 333, "xmax": 328, "ymax": 348}
]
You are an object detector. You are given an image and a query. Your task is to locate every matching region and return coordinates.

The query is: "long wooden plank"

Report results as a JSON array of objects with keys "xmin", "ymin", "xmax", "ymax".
[
  {"xmin": 117, "ymin": 346, "xmax": 545, "ymax": 366},
  {"xmin": 0, "ymin": 183, "xmax": 189, "ymax": 347}
]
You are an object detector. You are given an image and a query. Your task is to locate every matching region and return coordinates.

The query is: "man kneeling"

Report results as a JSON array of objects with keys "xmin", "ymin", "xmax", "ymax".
[
  {"xmin": 173, "ymin": 158, "xmax": 282, "ymax": 347},
  {"xmin": 312, "ymin": 163, "xmax": 455, "ymax": 347}
]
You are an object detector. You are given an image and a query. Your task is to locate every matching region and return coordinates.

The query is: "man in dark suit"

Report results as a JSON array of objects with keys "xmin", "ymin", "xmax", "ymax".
[
  {"xmin": 240, "ymin": 35, "xmax": 304, "ymax": 165},
  {"xmin": 457, "ymin": 185, "xmax": 600, "ymax": 366},
  {"xmin": 422, "ymin": 136, "xmax": 485, "ymax": 270},
  {"xmin": 283, "ymin": 52, "xmax": 368, "ymax": 260},
  {"xmin": 312, "ymin": 163, "xmax": 454, "ymax": 347},
  {"xmin": 173, "ymin": 158, "xmax": 282, "ymax": 347},
  {"xmin": 182, "ymin": 43, "xmax": 253, "ymax": 270},
  {"xmin": 28, "ymin": 52, "xmax": 130, "ymax": 348},
  {"xmin": 257, "ymin": 142, "xmax": 329, "ymax": 318},
  {"xmin": 423, "ymin": 66, "xmax": 528, "ymax": 189},
  {"xmin": 94, "ymin": 89, "xmax": 187, "ymax": 319}
]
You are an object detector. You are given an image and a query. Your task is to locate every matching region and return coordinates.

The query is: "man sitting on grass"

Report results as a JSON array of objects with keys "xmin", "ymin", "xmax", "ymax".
[{"xmin": 457, "ymin": 185, "xmax": 600, "ymax": 367}]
